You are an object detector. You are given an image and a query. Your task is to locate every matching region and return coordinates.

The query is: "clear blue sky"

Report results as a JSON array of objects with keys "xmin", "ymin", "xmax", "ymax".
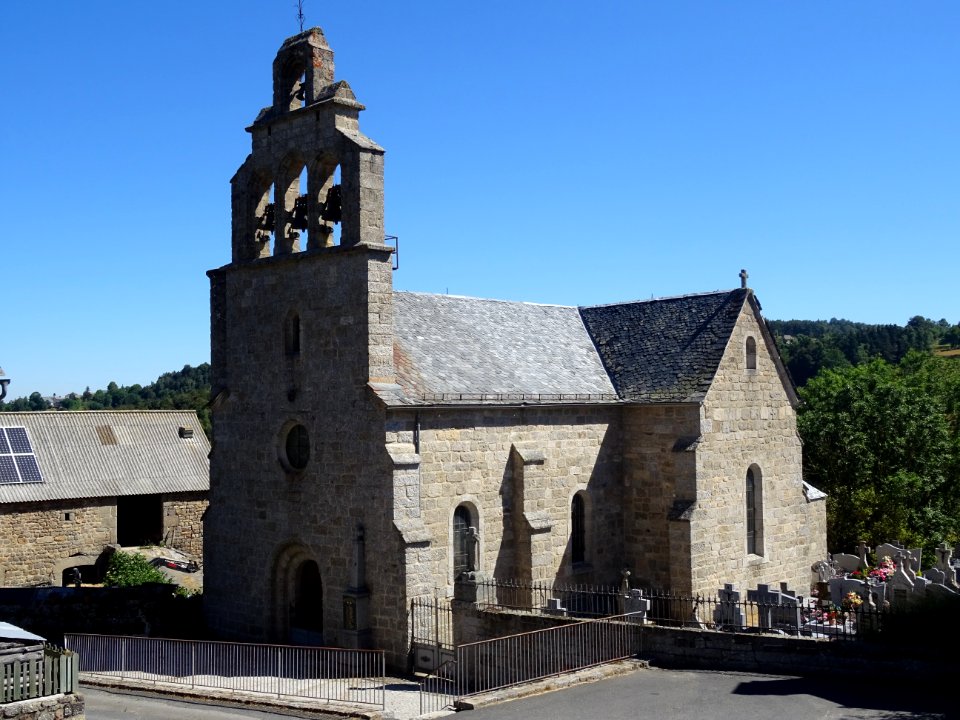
[{"xmin": 2, "ymin": 2, "xmax": 958, "ymax": 398}]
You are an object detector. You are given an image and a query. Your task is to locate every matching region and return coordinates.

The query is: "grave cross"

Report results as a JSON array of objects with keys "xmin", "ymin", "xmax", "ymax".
[
  {"xmin": 937, "ymin": 541, "xmax": 953, "ymax": 572},
  {"xmin": 857, "ymin": 540, "xmax": 872, "ymax": 570}
]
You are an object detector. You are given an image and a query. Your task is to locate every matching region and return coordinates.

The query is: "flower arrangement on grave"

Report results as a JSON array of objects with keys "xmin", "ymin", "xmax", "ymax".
[
  {"xmin": 868, "ymin": 556, "xmax": 896, "ymax": 582},
  {"xmin": 842, "ymin": 591, "xmax": 864, "ymax": 612},
  {"xmin": 849, "ymin": 556, "xmax": 896, "ymax": 583}
]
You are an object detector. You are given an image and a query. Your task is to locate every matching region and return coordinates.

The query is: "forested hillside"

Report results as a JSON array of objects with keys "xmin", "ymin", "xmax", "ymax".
[
  {"xmin": 768, "ymin": 316, "xmax": 960, "ymax": 387},
  {"xmin": 0, "ymin": 364, "xmax": 211, "ymax": 434}
]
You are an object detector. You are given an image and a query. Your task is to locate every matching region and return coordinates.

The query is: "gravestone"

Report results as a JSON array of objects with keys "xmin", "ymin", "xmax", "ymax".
[
  {"xmin": 544, "ymin": 598, "xmax": 567, "ymax": 616},
  {"xmin": 875, "ymin": 543, "xmax": 921, "ymax": 572},
  {"xmin": 623, "ymin": 588, "xmax": 650, "ymax": 624},
  {"xmin": 747, "ymin": 583, "xmax": 801, "ymax": 635},
  {"xmin": 832, "ymin": 553, "xmax": 861, "ymax": 574},
  {"xmin": 935, "ymin": 542, "xmax": 959, "ymax": 590},
  {"xmin": 713, "ymin": 584, "xmax": 745, "ymax": 630},
  {"xmin": 812, "ymin": 559, "xmax": 833, "ymax": 583},
  {"xmin": 829, "ymin": 576, "xmax": 869, "ymax": 607}
]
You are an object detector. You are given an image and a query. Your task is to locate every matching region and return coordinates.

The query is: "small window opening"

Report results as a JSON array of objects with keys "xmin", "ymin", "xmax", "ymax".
[
  {"xmin": 746, "ymin": 466, "xmax": 763, "ymax": 556},
  {"xmin": 453, "ymin": 505, "xmax": 474, "ymax": 578},
  {"xmin": 571, "ymin": 493, "xmax": 586, "ymax": 564},
  {"xmin": 285, "ymin": 313, "xmax": 301, "ymax": 356},
  {"xmin": 64, "ymin": 512, "xmax": 74, "ymax": 521},
  {"xmin": 745, "ymin": 336, "xmax": 757, "ymax": 371}
]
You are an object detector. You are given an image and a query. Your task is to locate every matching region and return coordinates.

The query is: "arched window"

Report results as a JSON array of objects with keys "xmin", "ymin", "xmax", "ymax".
[
  {"xmin": 453, "ymin": 505, "xmax": 474, "ymax": 578},
  {"xmin": 571, "ymin": 493, "xmax": 586, "ymax": 564},
  {"xmin": 745, "ymin": 336, "xmax": 757, "ymax": 371},
  {"xmin": 746, "ymin": 466, "xmax": 763, "ymax": 556}
]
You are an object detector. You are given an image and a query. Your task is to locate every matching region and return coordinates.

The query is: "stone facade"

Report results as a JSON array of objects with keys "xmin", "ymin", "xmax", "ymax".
[
  {"xmin": 0, "ymin": 494, "xmax": 208, "ymax": 587},
  {"xmin": 161, "ymin": 492, "xmax": 207, "ymax": 558},
  {"xmin": 204, "ymin": 27, "xmax": 826, "ymax": 669},
  {"xmin": 691, "ymin": 302, "xmax": 826, "ymax": 596}
]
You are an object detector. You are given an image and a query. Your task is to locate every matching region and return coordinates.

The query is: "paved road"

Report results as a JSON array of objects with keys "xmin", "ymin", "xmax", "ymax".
[
  {"xmin": 467, "ymin": 668, "xmax": 951, "ymax": 720},
  {"xmin": 82, "ymin": 687, "xmax": 324, "ymax": 719},
  {"xmin": 83, "ymin": 668, "xmax": 951, "ymax": 719}
]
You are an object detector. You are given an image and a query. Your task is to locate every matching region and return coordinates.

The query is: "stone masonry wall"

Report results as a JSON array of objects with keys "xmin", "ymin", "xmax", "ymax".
[
  {"xmin": 385, "ymin": 405, "xmax": 624, "ymax": 605},
  {"xmin": 0, "ymin": 499, "xmax": 114, "ymax": 587},
  {"xmin": 621, "ymin": 404, "xmax": 701, "ymax": 592},
  {"xmin": 2, "ymin": 693, "xmax": 85, "ymax": 720},
  {"xmin": 162, "ymin": 492, "xmax": 207, "ymax": 558},
  {"xmin": 692, "ymin": 300, "xmax": 826, "ymax": 597},
  {"xmin": 205, "ymin": 248, "xmax": 409, "ymax": 665}
]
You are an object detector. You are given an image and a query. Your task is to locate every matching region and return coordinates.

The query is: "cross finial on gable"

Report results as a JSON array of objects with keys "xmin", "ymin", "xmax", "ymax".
[{"xmin": 739, "ymin": 269, "xmax": 749, "ymax": 289}]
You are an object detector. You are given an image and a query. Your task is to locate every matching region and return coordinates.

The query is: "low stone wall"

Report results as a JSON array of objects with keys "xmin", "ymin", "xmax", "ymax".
[
  {"xmin": 0, "ymin": 586, "xmax": 205, "ymax": 645},
  {"xmin": 452, "ymin": 603, "xmax": 957, "ymax": 680},
  {"xmin": 1, "ymin": 693, "xmax": 84, "ymax": 719}
]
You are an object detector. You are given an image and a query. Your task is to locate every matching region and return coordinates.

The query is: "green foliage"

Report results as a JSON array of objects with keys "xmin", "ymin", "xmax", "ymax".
[
  {"xmin": 798, "ymin": 352, "xmax": 960, "ymax": 557},
  {"xmin": 104, "ymin": 551, "xmax": 171, "ymax": 588},
  {"xmin": 1, "ymin": 364, "xmax": 212, "ymax": 436},
  {"xmin": 770, "ymin": 316, "xmax": 948, "ymax": 386}
]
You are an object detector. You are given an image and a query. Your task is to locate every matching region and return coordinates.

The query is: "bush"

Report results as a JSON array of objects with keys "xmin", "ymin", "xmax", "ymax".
[{"xmin": 104, "ymin": 551, "xmax": 171, "ymax": 588}]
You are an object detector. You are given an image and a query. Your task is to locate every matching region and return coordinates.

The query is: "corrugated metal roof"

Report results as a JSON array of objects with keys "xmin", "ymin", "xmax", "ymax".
[
  {"xmin": 0, "ymin": 621, "xmax": 45, "ymax": 642},
  {"xmin": 0, "ymin": 411, "xmax": 209, "ymax": 505}
]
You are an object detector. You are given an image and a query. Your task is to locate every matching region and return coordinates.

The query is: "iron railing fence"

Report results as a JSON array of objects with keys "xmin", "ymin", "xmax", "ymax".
[
  {"xmin": 469, "ymin": 578, "xmax": 624, "ymax": 617},
  {"xmin": 460, "ymin": 578, "xmax": 887, "ymax": 640},
  {"xmin": 64, "ymin": 634, "xmax": 385, "ymax": 708},
  {"xmin": 419, "ymin": 658, "xmax": 458, "ymax": 715},
  {"xmin": 419, "ymin": 612, "xmax": 644, "ymax": 712},
  {"xmin": 410, "ymin": 597, "xmax": 455, "ymax": 650},
  {"xmin": 1, "ymin": 645, "xmax": 78, "ymax": 703}
]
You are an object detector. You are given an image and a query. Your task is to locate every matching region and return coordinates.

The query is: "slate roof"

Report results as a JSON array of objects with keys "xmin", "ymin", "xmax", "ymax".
[
  {"xmin": 392, "ymin": 292, "xmax": 618, "ymax": 402},
  {"xmin": 0, "ymin": 411, "xmax": 209, "ymax": 505},
  {"xmin": 386, "ymin": 289, "xmax": 758, "ymax": 406},
  {"xmin": 580, "ymin": 289, "xmax": 750, "ymax": 403}
]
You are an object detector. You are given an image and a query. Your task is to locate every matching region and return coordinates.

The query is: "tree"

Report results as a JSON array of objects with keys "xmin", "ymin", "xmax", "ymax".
[{"xmin": 797, "ymin": 353, "xmax": 960, "ymax": 557}]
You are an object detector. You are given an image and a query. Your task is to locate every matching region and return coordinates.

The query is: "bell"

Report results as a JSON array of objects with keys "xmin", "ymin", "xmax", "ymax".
[
  {"xmin": 291, "ymin": 195, "xmax": 309, "ymax": 231},
  {"xmin": 320, "ymin": 185, "xmax": 341, "ymax": 223},
  {"xmin": 258, "ymin": 203, "xmax": 275, "ymax": 232}
]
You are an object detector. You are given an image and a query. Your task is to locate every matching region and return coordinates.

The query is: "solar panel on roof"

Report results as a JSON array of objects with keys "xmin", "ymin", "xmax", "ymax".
[{"xmin": 0, "ymin": 427, "xmax": 44, "ymax": 484}]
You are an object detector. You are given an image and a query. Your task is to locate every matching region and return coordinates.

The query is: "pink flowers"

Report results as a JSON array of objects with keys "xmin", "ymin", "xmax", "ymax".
[{"xmin": 868, "ymin": 556, "xmax": 896, "ymax": 582}]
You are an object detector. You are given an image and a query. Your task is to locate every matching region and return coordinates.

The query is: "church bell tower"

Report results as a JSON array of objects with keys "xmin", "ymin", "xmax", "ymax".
[
  {"xmin": 205, "ymin": 27, "xmax": 396, "ymax": 652},
  {"xmin": 231, "ymin": 27, "xmax": 386, "ymax": 262}
]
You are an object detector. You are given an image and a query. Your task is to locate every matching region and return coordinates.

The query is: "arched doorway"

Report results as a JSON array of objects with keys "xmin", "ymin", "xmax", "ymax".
[
  {"xmin": 290, "ymin": 559, "xmax": 323, "ymax": 644},
  {"xmin": 273, "ymin": 545, "xmax": 324, "ymax": 646}
]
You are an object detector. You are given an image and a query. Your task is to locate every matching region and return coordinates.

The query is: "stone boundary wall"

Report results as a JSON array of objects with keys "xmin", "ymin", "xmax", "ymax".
[
  {"xmin": 451, "ymin": 604, "xmax": 956, "ymax": 680},
  {"xmin": 1, "ymin": 693, "xmax": 84, "ymax": 720},
  {"xmin": 0, "ymin": 586, "xmax": 204, "ymax": 645}
]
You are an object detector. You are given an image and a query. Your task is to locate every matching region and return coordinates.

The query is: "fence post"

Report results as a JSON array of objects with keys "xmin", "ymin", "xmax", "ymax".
[{"xmin": 277, "ymin": 646, "xmax": 282, "ymax": 699}]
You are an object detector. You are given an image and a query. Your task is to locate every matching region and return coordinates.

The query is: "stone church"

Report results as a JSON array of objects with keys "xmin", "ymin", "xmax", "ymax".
[{"xmin": 203, "ymin": 27, "xmax": 827, "ymax": 665}]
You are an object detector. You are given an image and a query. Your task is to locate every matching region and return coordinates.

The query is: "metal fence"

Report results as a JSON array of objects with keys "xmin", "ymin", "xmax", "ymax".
[
  {"xmin": 410, "ymin": 596, "xmax": 456, "ymax": 672},
  {"xmin": 419, "ymin": 612, "xmax": 643, "ymax": 714},
  {"xmin": 65, "ymin": 634, "xmax": 385, "ymax": 708},
  {"xmin": 462, "ymin": 578, "xmax": 886, "ymax": 640},
  {"xmin": 1, "ymin": 645, "xmax": 78, "ymax": 703},
  {"xmin": 470, "ymin": 578, "xmax": 624, "ymax": 617}
]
